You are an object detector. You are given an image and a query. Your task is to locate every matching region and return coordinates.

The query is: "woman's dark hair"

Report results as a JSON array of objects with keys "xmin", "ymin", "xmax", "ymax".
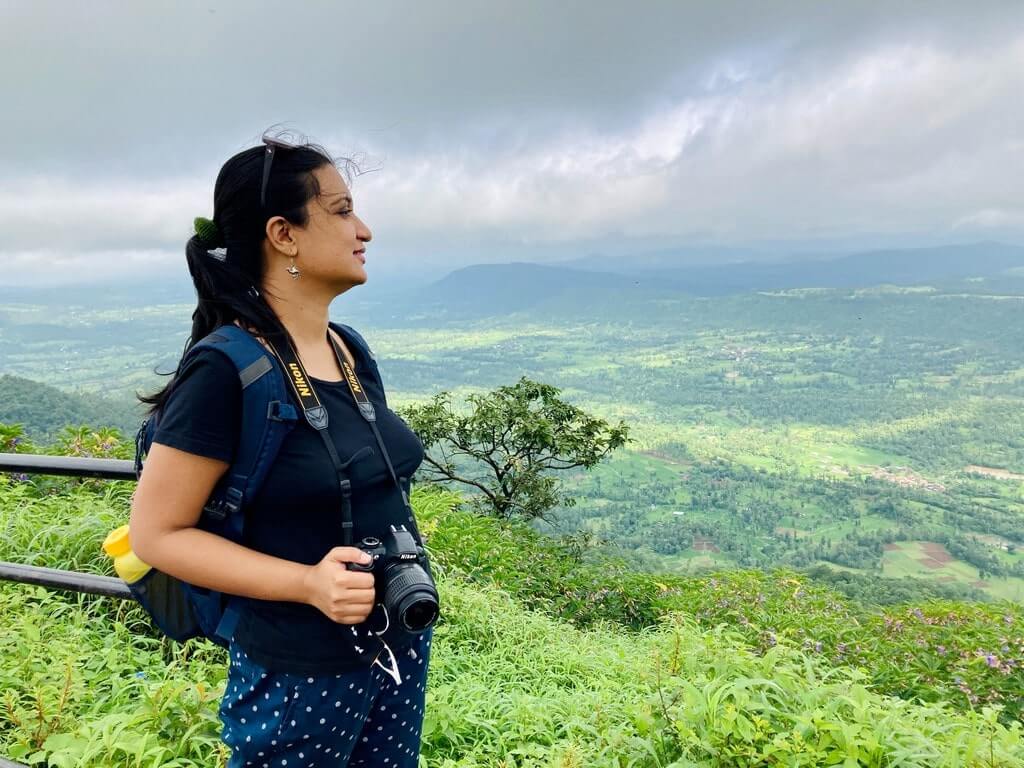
[{"xmin": 138, "ymin": 135, "xmax": 358, "ymax": 416}]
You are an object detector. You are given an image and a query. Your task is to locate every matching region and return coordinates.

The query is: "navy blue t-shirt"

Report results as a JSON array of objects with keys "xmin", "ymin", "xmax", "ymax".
[{"xmin": 151, "ymin": 325, "xmax": 426, "ymax": 674}]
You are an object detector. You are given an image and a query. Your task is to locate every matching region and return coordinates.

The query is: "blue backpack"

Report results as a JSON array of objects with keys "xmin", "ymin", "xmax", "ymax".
[{"xmin": 129, "ymin": 321, "xmax": 379, "ymax": 649}]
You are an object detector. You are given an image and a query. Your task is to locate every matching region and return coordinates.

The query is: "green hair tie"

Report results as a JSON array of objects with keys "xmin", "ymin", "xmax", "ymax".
[{"xmin": 193, "ymin": 216, "xmax": 222, "ymax": 248}]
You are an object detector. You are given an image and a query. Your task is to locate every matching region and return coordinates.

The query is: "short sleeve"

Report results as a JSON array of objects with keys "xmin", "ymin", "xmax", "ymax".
[{"xmin": 151, "ymin": 347, "xmax": 241, "ymax": 463}]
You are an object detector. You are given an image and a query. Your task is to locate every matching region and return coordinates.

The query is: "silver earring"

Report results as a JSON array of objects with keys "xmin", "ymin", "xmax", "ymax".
[{"xmin": 286, "ymin": 258, "xmax": 300, "ymax": 279}]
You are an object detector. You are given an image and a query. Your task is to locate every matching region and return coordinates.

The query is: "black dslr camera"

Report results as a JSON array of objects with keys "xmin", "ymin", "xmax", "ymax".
[{"xmin": 348, "ymin": 524, "xmax": 439, "ymax": 634}]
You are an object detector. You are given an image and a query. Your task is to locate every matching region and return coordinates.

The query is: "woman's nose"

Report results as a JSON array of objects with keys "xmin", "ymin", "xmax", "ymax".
[{"xmin": 356, "ymin": 214, "xmax": 372, "ymax": 242}]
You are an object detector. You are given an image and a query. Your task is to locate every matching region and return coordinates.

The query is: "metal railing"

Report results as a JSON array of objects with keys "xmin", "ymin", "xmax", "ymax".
[
  {"xmin": 1, "ymin": 453, "xmax": 136, "ymax": 598},
  {"xmin": 1, "ymin": 453, "xmax": 139, "ymax": 767},
  {"xmin": 0, "ymin": 452, "xmax": 137, "ymax": 480}
]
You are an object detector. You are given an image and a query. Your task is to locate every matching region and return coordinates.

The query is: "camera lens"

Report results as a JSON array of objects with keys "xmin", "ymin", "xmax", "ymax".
[
  {"xmin": 402, "ymin": 597, "xmax": 440, "ymax": 632},
  {"xmin": 382, "ymin": 563, "xmax": 439, "ymax": 633}
]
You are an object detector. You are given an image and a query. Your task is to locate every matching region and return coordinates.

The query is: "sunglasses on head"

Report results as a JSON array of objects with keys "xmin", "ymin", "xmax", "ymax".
[{"xmin": 260, "ymin": 132, "xmax": 301, "ymax": 210}]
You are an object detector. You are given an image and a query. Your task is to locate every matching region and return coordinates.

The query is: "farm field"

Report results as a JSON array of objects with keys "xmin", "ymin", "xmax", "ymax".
[{"xmin": 881, "ymin": 541, "xmax": 1024, "ymax": 602}]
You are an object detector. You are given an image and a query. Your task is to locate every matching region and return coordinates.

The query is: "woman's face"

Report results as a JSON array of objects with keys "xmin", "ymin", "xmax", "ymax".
[{"xmin": 282, "ymin": 163, "xmax": 373, "ymax": 294}]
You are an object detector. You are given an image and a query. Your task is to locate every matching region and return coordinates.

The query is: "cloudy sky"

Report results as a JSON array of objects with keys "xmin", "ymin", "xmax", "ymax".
[{"xmin": 1, "ymin": 0, "xmax": 1023, "ymax": 287}]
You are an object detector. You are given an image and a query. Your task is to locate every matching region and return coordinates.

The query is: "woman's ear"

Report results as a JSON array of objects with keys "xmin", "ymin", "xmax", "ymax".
[{"xmin": 265, "ymin": 216, "xmax": 298, "ymax": 257}]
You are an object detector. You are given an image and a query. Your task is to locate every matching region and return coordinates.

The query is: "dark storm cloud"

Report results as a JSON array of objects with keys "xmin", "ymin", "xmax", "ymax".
[{"xmin": 1, "ymin": 0, "xmax": 1022, "ymax": 284}]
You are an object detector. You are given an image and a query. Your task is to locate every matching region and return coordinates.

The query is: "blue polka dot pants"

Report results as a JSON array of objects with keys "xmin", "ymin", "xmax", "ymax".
[{"xmin": 218, "ymin": 628, "xmax": 432, "ymax": 768}]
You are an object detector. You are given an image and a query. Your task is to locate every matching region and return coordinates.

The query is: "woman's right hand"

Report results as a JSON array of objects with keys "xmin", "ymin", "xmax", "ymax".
[{"xmin": 302, "ymin": 547, "xmax": 377, "ymax": 624}]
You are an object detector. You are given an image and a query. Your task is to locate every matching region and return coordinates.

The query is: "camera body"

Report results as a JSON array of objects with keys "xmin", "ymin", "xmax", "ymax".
[{"xmin": 348, "ymin": 524, "xmax": 439, "ymax": 633}]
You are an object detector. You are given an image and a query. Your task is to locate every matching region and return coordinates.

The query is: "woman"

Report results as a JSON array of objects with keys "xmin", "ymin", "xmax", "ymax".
[{"xmin": 129, "ymin": 134, "xmax": 432, "ymax": 767}]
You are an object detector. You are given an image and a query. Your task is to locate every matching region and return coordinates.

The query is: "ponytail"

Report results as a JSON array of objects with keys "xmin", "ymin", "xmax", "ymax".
[{"xmin": 138, "ymin": 137, "xmax": 352, "ymax": 417}]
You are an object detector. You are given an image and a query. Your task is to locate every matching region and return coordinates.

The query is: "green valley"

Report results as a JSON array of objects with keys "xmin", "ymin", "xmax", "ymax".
[
  {"xmin": 2, "ymin": 256, "xmax": 1024, "ymax": 606},
  {"xmin": 3, "ymin": 248, "xmax": 1024, "ymax": 764}
]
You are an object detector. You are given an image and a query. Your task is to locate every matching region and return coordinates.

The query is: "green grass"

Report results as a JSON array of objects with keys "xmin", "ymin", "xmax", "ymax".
[{"xmin": 2, "ymin": 476, "xmax": 1023, "ymax": 766}]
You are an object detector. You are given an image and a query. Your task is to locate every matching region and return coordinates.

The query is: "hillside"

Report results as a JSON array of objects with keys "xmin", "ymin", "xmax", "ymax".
[
  {"xmin": 0, "ymin": 447, "xmax": 1022, "ymax": 766},
  {"xmin": 400, "ymin": 261, "xmax": 675, "ymax": 321},
  {"xmin": 0, "ymin": 374, "xmax": 142, "ymax": 441}
]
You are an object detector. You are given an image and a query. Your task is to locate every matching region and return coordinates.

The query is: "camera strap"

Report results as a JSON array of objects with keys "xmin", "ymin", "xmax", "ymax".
[
  {"xmin": 264, "ymin": 334, "xmax": 358, "ymax": 545},
  {"xmin": 326, "ymin": 332, "xmax": 425, "ymax": 545},
  {"xmin": 264, "ymin": 329, "xmax": 423, "ymax": 547}
]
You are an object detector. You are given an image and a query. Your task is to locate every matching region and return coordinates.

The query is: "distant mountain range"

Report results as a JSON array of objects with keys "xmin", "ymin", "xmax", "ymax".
[
  {"xmin": 561, "ymin": 241, "xmax": 1024, "ymax": 287},
  {"xmin": 3, "ymin": 242, "xmax": 1022, "ymax": 325},
  {"xmin": 551, "ymin": 244, "xmax": 797, "ymax": 271},
  {"xmin": 377, "ymin": 241, "xmax": 1024, "ymax": 322}
]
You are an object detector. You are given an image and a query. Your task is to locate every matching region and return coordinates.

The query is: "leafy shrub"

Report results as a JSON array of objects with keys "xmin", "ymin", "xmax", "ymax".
[
  {"xmin": 416, "ymin": 489, "xmax": 1024, "ymax": 725},
  {"xmin": 0, "ymin": 435, "xmax": 1022, "ymax": 764},
  {"xmin": 3, "ymin": 576, "xmax": 1022, "ymax": 766}
]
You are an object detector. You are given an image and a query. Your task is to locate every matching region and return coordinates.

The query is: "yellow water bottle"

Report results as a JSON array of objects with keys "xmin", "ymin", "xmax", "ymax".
[{"xmin": 102, "ymin": 525, "xmax": 153, "ymax": 583}]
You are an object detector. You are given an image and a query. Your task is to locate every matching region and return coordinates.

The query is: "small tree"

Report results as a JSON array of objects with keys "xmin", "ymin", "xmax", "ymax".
[{"xmin": 398, "ymin": 377, "xmax": 629, "ymax": 521}]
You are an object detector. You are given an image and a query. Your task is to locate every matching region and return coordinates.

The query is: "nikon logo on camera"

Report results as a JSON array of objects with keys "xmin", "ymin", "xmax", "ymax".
[{"xmin": 287, "ymin": 362, "xmax": 312, "ymax": 397}]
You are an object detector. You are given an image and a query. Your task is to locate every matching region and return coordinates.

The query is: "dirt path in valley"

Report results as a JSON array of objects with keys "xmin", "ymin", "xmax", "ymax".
[{"xmin": 966, "ymin": 465, "xmax": 1024, "ymax": 481}]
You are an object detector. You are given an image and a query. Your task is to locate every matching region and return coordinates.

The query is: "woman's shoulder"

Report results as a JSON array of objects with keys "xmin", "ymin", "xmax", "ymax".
[
  {"xmin": 152, "ymin": 338, "xmax": 244, "ymax": 459},
  {"xmin": 181, "ymin": 338, "xmax": 242, "ymax": 373},
  {"xmin": 169, "ymin": 341, "xmax": 243, "ymax": 401},
  {"xmin": 183, "ymin": 321, "xmax": 278, "ymax": 371}
]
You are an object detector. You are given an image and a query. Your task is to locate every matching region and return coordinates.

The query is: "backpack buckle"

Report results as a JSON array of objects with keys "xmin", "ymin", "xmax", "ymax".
[
  {"xmin": 223, "ymin": 486, "xmax": 243, "ymax": 515},
  {"xmin": 202, "ymin": 498, "xmax": 227, "ymax": 521},
  {"xmin": 267, "ymin": 400, "xmax": 297, "ymax": 422},
  {"xmin": 202, "ymin": 487, "xmax": 243, "ymax": 521}
]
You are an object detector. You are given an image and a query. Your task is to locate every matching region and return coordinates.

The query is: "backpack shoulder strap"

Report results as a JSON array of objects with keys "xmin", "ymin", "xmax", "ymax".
[
  {"xmin": 131, "ymin": 325, "xmax": 299, "ymax": 648},
  {"xmin": 197, "ymin": 325, "xmax": 302, "ymax": 646},
  {"xmin": 192, "ymin": 324, "xmax": 299, "ymax": 539}
]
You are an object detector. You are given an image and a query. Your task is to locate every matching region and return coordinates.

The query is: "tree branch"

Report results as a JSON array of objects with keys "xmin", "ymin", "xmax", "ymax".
[{"xmin": 420, "ymin": 453, "xmax": 497, "ymax": 501}]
